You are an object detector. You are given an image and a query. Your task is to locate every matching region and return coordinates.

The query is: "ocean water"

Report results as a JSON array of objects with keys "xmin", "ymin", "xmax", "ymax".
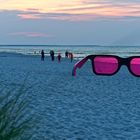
[{"xmin": 0, "ymin": 45, "xmax": 140, "ymax": 59}]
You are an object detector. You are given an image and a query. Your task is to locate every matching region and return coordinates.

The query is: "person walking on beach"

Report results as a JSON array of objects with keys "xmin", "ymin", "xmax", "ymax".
[
  {"xmin": 50, "ymin": 50, "xmax": 55, "ymax": 61},
  {"xmin": 41, "ymin": 50, "xmax": 45, "ymax": 61},
  {"xmin": 70, "ymin": 53, "xmax": 73, "ymax": 62},
  {"xmin": 57, "ymin": 53, "xmax": 61, "ymax": 63},
  {"xmin": 65, "ymin": 50, "xmax": 69, "ymax": 58}
]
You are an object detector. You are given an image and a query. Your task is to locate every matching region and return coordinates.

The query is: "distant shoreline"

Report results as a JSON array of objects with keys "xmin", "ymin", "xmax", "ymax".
[{"xmin": 0, "ymin": 52, "xmax": 80, "ymax": 61}]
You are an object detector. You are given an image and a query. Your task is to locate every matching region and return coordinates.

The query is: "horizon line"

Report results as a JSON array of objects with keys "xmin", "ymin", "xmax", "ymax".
[{"xmin": 0, "ymin": 44, "xmax": 140, "ymax": 47}]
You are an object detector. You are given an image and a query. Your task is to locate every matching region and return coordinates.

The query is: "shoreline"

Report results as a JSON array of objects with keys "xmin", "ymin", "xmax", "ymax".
[
  {"xmin": 0, "ymin": 51, "xmax": 81, "ymax": 60},
  {"xmin": 1, "ymin": 51, "xmax": 140, "ymax": 59}
]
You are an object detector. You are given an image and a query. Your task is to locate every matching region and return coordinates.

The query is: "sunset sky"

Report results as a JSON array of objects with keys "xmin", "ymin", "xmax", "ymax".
[{"xmin": 0, "ymin": 0, "xmax": 140, "ymax": 45}]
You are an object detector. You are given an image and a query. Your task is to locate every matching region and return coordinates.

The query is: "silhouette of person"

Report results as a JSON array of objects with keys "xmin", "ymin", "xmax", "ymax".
[
  {"xmin": 57, "ymin": 53, "xmax": 61, "ymax": 62},
  {"xmin": 65, "ymin": 51, "xmax": 69, "ymax": 58},
  {"xmin": 50, "ymin": 50, "xmax": 55, "ymax": 61},
  {"xmin": 70, "ymin": 53, "xmax": 73, "ymax": 62},
  {"xmin": 41, "ymin": 50, "xmax": 45, "ymax": 61}
]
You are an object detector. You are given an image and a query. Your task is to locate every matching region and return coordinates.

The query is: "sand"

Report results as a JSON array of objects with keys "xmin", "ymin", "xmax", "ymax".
[{"xmin": 1, "ymin": 53, "xmax": 140, "ymax": 139}]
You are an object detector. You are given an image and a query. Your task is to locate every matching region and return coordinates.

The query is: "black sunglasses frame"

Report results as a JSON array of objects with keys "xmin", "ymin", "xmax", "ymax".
[{"xmin": 72, "ymin": 55, "xmax": 140, "ymax": 77}]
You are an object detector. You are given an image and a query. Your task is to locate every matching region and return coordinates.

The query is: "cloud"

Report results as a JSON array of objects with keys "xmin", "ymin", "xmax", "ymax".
[
  {"xmin": 16, "ymin": 10, "xmax": 140, "ymax": 22},
  {"xmin": 17, "ymin": 13, "xmax": 43, "ymax": 19},
  {"xmin": 0, "ymin": 0, "xmax": 140, "ymax": 21},
  {"xmin": 9, "ymin": 32, "xmax": 53, "ymax": 38}
]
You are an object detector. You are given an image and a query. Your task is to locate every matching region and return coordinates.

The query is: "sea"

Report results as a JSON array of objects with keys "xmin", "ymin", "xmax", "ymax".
[{"xmin": 0, "ymin": 45, "xmax": 140, "ymax": 59}]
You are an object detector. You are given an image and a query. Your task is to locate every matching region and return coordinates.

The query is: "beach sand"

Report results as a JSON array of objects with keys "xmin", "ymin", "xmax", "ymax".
[{"xmin": 1, "ymin": 53, "xmax": 140, "ymax": 139}]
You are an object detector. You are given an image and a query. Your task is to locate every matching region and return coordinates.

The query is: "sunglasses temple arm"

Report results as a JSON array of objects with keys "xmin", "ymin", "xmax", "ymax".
[{"xmin": 72, "ymin": 57, "xmax": 88, "ymax": 76}]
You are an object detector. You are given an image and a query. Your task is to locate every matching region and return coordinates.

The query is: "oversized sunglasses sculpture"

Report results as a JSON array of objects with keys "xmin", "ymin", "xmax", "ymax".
[{"xmin": 72, "ymin": 55, "xmax": 140, "ymax": 77}]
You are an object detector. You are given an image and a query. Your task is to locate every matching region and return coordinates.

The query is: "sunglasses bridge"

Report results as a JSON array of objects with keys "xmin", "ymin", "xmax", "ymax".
[{"xmin": 118, "ymin": 57, "xmax": 129, "ymax": 66}]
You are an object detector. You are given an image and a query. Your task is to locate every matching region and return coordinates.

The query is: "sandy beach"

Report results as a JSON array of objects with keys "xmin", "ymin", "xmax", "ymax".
[{"xmin": 1, "ymin": 53, "xmax": 140, "ymax": 139}]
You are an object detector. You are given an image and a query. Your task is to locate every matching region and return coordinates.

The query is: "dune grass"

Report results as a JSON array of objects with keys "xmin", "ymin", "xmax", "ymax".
[{"xmin": 0, "ymin": 82, "xmax": 35, "ymax": 140}]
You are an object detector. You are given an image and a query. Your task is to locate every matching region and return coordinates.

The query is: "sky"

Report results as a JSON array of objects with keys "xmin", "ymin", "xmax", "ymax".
[{"xmin": 0, "ymin": 0, "xmax": 140, "ymax": 45}]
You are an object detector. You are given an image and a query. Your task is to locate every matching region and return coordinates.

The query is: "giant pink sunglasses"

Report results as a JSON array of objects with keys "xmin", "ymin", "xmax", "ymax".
[{"xmin": 72, "ymin": 55, "xmax": 140, "ymax": 77}]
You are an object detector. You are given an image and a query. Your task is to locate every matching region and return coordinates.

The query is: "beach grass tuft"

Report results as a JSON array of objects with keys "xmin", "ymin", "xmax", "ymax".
[{"xmin": 0, "ymin": 82, "xmax": 34, "ymax": 140}]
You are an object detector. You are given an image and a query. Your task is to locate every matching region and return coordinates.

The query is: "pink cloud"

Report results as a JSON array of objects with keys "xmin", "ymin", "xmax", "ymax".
[
  {"xmin": 17, "ymin": 13, "xmax": 43, "ymax": 19},
  {"xmin": 17, "ymin": 6, "xmax": 140, "ymax": 21},
  {"xmin": 2, "ymin": 0, "xmax": 140, "ymax": 21}
]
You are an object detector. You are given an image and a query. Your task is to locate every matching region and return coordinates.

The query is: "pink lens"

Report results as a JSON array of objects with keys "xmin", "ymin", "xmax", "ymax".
[
  {"xmin": 94, "ymin": 56, "xmax": 118, "ymax": 74},
  {"xmin": 130, "ymin": 58, "xmax": 140, "ymax": 76}
]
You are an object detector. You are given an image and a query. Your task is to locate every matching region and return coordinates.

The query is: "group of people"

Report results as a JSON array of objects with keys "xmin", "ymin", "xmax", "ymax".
[
  {"xmin": 65, "ymin": 50, "xmax": 73, "ymax": 62},
  {"xmin": 41, "ymin": 50, "xmax": 73, "ymax": 62}
]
